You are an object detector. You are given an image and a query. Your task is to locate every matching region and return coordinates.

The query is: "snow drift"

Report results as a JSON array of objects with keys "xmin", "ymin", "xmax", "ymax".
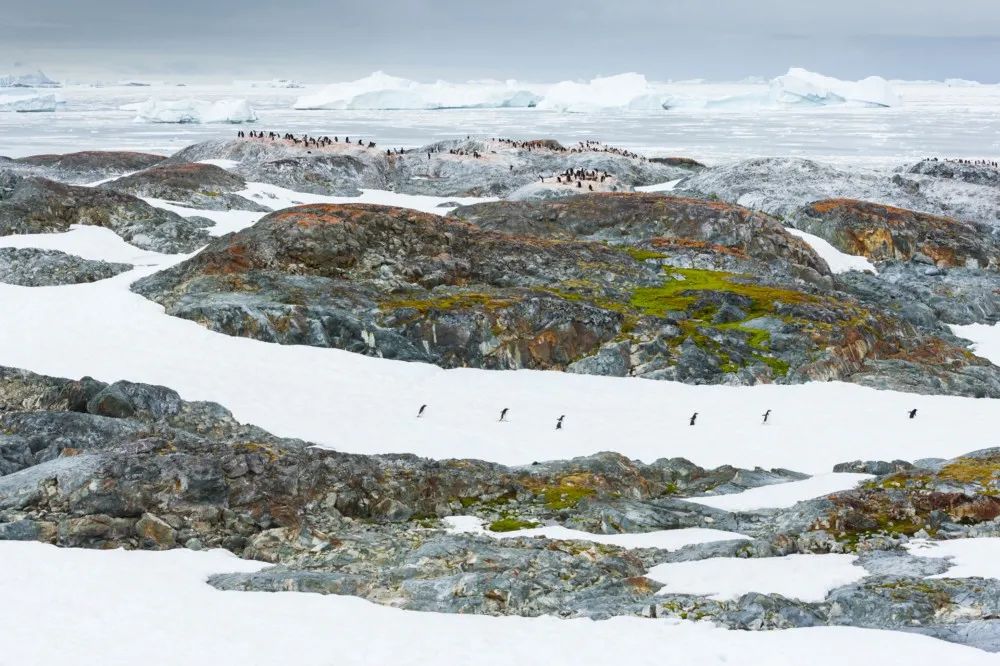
[
  {"xmin": 0, "ymin": 92, "xmax": 58, "ymax": 112},
  {"xmin": 127, "ymin": 98, "xmax": 257, "ymax": 123}
]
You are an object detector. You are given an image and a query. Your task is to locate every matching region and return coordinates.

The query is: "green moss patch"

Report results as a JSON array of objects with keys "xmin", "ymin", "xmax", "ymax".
[{"xmin": 488, "ymin": 518, "xmax": 541, "ymax": 532}]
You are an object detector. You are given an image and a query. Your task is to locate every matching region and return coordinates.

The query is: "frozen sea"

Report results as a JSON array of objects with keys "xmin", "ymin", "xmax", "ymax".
[{"xmin": 2, "ymin": 80, "xmax": 1000, "ymax": 166}]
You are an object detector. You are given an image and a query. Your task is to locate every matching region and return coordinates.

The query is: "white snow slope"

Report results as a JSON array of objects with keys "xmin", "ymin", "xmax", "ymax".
[
  {"xmin": 785, "ymin": 228, "xmax": 878, "ymax": 274},
  {"xmin": 0, "ymin": 541, "xmax": 993, "ymax": 666},
  {"xmin": 685, "ymin": 473, "xmax": 872, "ymax": 512},
  {"xmin": 906, "ymin": 538, "xmax": 1000, "ymax": 580}
]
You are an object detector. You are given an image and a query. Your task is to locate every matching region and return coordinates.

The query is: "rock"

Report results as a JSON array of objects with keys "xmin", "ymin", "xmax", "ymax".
[
  {"xmin": 675, "ymin": 156, "xmax": 1000, "ymax": 225},
  {"xmin": 0, "ymin": 248, "xmax": 131, "ymax": 286},
  {"xmin": 12, "ymin": 151, "xmax": 165, "ymax": 184},
  {"xmin": 86, "ymin": 381, "xmax": 183, "ymax": 420},
  {"xmin": 2, "ymin": 365, "xmax": 1000, "ymax": 649},
  {"xmin": 0, "ymin": 173, "xmax": 210, "ymax": 252},
  {"xmin": 567, "ymin": 341, "xmax": 631, "ymax": 377},
  {"xmin": 101, "ymin": 162, "xmax": 269, "ymax": 211},
  {"xmin": 449, "ymin": 194, "xmax": 831, "ymax": 281},
  {"xmin": 832, "ymin": 460, "xmax": 913, "ymax": 475},
  {"xmin": 792, "ymin": 199, "xmax": 1000, "ymax": 269},
  {"xmin": 129, "ymin": 200, "xmax": 999, "ymax": 393},
  {"xmin": 165, "ymin": 137, "xmax": 683, "ymax": 198},
  {"xmin": 135, "ymin": 513, "xmax": 176, "ymax": 548}
]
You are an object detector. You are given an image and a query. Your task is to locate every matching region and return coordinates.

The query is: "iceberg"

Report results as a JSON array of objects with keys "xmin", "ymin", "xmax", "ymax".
[
  {"xmin": 0, "ymin": 92, "xmax": 58, "ymax": 112},
  {"xmin": 293, "ymin": 71, "xmax": 540, "ymax": 110},
  {"xmin": 535, "ymin": 73, "xmax": 653, "ymax": 112},
  {"xmin": 769, "ymin": 68, "xmax": 900, "ymax": 107},
  {"xmin": 0, "ymin": 70, "xmax": 59, "ymax": 88},
  {"xmin": 128, "ymin": 98, "xmax": 257, "ymax": 124},
  {"xmin": 237, "ymin": 79, "xmax": 305, "ymax": 89}
]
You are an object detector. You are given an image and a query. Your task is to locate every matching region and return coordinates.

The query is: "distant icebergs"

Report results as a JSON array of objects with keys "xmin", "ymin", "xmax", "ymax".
[
  {"xmin": 293, "ymin": 71, "xmax": 541, "ymax": 110},
  {"xmin": 292, "ymin": 68, "xmax": 904, "ymax": 113},
  {"xmin": 0, "ymin": 70, "xmax": 60, "ymax": 88},
  {"xmin": 126, "ymin": 98, "xmax": 258, "ymax": 124},
  {"xmin": 236, "ymin": 79, "xmax": 305, "ymax": 89},
  {"xmin": 0, "ymin": 92, "xmax": 58, "ymax": 112}
]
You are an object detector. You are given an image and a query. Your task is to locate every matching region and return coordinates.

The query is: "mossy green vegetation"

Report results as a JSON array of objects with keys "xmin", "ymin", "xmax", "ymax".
[
  {"xmin": 488, "ymin": 518, "xmax": 540, "ymax": 532},
  {"xmin": 629, "ymin": 268, "xmax": 814, "ymax": 318},
  {"xmin": 625, "ymin": 247, "xmax": 669, "ymax": 262},
  {"xmin": 939, "ymin": 455, "xmax": 1000, "ymax": 488},
  {"xmin": 541, "ymin": 485, "xmax": 596, "ymax": 510},
  {"xmin": 629, "ymin": 268, "xmax": 817, "ymax": 376},
  {"xmin": 380, "ymin": 292, "xmax": 514, "ymax": 314}
]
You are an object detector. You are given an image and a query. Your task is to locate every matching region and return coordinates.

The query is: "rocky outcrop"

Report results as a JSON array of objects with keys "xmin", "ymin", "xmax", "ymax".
[
  {"xmin": 449, "ymin": 194, "xmax": 831, "ymax": 281},
  {"xmin": 675, "ymin": 157, "xmax": 1000, "ymax": 225},
  {"xmin": 166, "ymin": 138, "xmax": 685, "ymax": 197},
  {"xmin": 793, "ymin": 199, "xmax": 1000, "ymax": 269},
  {"xmin": 649, "ymin": 157, "xmax": 706, "ymax": 171},
  {"xmin": 908, "ymin": 159, "xmax": 1000, "ymax": 188},
  {"xmin": 12, "ymin": 150, "xmax": 165, "ymax": 184},
  {"xmin": 2, "ymin": 366, "xmax": 999, "ymax": 649},
  {"xmin": 101, "ymin": 162, "xmax": 269, "ymax": 211},
  {"xmin": 129, "ymin": 201, "xmax": 999, "ymax": 393},
  {"xmin": 0, "ymin": 173, "xmax": 210, "ymax": 252},
  {"xmin": 0, "ymin": 248, "xmax": 131, "ymax": 286},
  {"xmin": 838, "ymin": 263, "xmax": 1000, "ymax": 326}
]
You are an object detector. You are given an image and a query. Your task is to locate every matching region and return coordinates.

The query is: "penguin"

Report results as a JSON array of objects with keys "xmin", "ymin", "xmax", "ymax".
[
  {"xmin": 417, "ymin": 404, "xmax": 427, "ymax": 418},
  {"xmin": 499, "ymin": 407, "xmax": 509, "ymax": 422},
  {"xmin": 556, "ymin": 415, "xmax": 565, "ymax": 430},
  {"xmin": 762, "ymin": 409, "xmax": 771, "ymax": 424},
  {"xmin": 909, "ymin": 408, "xmax": 918, "ymax": 419},
  {"xmin": 689, "ymin": 412, "xmax": 698, "ymax": 426}
]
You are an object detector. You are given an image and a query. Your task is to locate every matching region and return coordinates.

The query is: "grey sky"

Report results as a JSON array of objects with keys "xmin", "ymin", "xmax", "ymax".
[{"xmin": 1, "ymin": 0, "xmax": 998, "ymax": 82}]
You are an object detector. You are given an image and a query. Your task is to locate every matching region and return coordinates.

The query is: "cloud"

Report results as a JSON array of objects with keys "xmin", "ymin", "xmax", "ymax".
[{"xmin": 0, "ymin": 0, "xmax": 997, "ymax": 81}]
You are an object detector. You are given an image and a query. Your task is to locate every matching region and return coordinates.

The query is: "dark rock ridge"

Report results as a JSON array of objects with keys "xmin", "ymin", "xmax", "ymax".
[
  {"xmin": 131, "ymin": 200, "xmax": 1000, "ymax": 395},
  {"xmin": 838, "ymin": 263, "xmax": 1000, "ymax": 327},
  {"xmin": 0, "ymin": 248, "xmax": 131, "ymax": 286},
  {"xmin": 676, "ymin": 157, "xmax": 1000, "ymax": 225},
  {"xmin": 1, "ymin": 366, "xmax": 999, "ymax": 650},
  {"xmin": 908, "ymin": 159, "xmax": 1000, "ymax": 188},
  {"xmin": 0, "ymin": 172, "xmax": 210, "ymax": 253},
  {"xmin": 449, "ymin": 193, "xmax": 831, "ymax": 282},
  {"xmin": 793, "ymin": 199, "xmax": 1000, "ymax": 269},
  {"xmin": 649, "ymin": 156, "xmax": 706, "ymax": 170},
  {"xmin": 165, "ymin": 138, "xmax": 687, "ymax": 197},
  {"xmin": 11, "ymin": 150, "xmax": 166, "ymax": 184},
  {"xmin": 101, "ymin": 162, "xmax": 269, "ymax": 212}
]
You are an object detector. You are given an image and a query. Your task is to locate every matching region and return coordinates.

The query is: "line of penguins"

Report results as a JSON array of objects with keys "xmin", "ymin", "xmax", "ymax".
[{"xmin": 414, "ymin": 406, "xmax": 921, "ymax": 429}]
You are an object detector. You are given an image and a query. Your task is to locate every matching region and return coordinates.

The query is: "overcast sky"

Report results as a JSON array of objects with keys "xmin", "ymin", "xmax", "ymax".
[{"xmin": 1, "ymin": 0, "xmax": 998, "ymax": 82}]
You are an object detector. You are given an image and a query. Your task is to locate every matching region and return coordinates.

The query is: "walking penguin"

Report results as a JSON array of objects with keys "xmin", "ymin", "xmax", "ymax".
[
  {"xmin": 762, "ymin": 409, "xmax": 771, "ymax": 424},
  {"xmin": 499, "ymin": 407, "xmax": 509, "ymax": 422},
  {"xmin": 689, "ymin": 412, "xmax": 698, "ymax": 426},
  {"xmin": 909, "ymin": 408, "xmax": 918, "ymax": 419},
  {"xmin": 556, "ymin": 415, "xmax": 565, "ymax": 430},
  {"xmin": 417, "ymin": 404, "xmax": 427, "ymax": 418}
]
